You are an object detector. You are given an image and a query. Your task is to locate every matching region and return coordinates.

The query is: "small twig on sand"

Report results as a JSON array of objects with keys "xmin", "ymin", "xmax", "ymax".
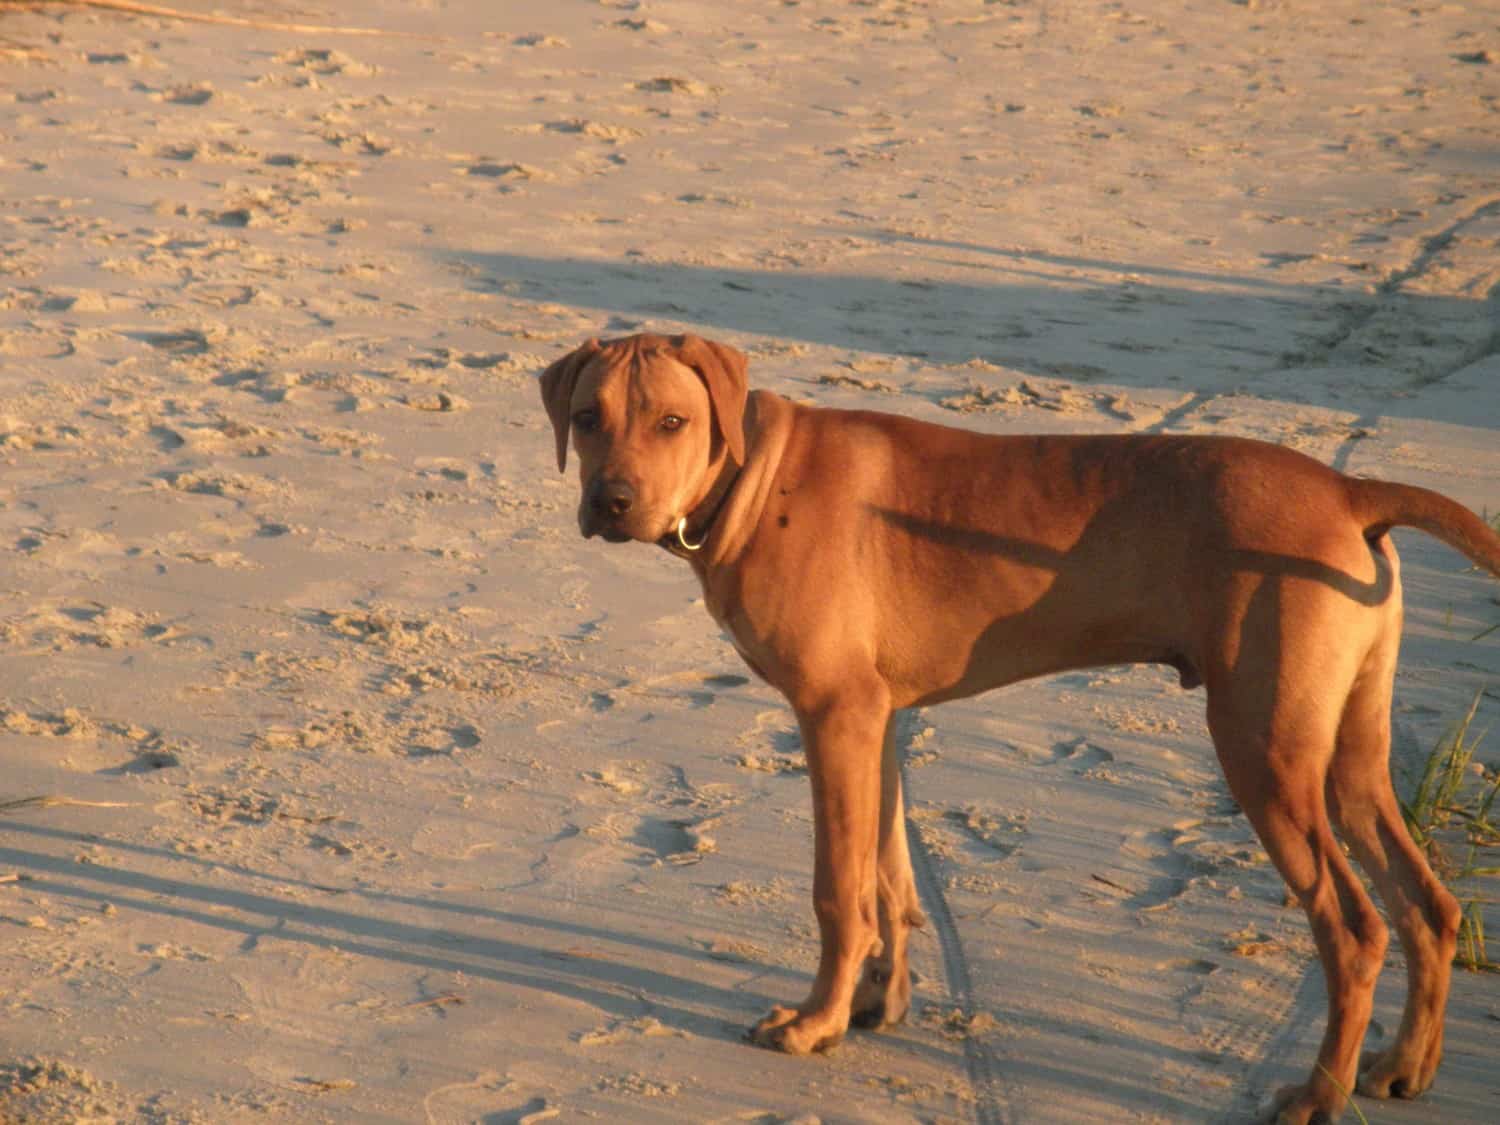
[
  {"xmin": 7, "ymin": 1, "xmax": 434, "ymax": 38},
  {"xmin": 0, "ymin": 795, "xmax": 131, "ymax": 814},
  {"xmin": 404, "ymin": 993, "xmax": 465, "ymax": 1009}
]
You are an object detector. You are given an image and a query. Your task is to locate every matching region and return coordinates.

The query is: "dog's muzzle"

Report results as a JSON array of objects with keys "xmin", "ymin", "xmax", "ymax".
[{"xmin": 580, "ymin": 476, "xmax": 639, "ymax": 541}]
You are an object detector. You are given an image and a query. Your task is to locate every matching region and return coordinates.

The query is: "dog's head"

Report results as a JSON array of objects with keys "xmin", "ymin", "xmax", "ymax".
[{"xmin": 539, "ymin": 333, "xmax": 748, "ymax": 543}]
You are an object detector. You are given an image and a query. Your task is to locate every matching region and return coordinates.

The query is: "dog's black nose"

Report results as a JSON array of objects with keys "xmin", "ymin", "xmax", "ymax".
[{"xmin": 594, "ymin": 479, "xmax": 635, "ymax": 518}]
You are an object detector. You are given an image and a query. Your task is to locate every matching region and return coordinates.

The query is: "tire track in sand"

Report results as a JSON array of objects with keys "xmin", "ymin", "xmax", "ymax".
[{"xmin": 897, "ymin": 708, "xmax": 1009, "ymax": 1125}]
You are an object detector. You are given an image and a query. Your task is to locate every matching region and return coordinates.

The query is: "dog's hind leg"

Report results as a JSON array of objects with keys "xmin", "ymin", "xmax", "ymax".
[
  {"xmin": 1325, "ymin": 622, "xmax": 1460, "ymax": 1102},
  {"xmin": 1204, "ymin": 584, "xmax": 1388, "ymax": 1124},
  {"xmin": 1213, "ymin": 709, "xmax": 1388, "ymax": 1122},
  {"xmin": 851, "ymin": 713, "xmax": 927, "ymax": 1029}
]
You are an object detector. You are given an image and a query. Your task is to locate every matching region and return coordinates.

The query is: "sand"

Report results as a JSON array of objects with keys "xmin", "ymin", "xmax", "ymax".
[{"xmin": 1, "ymin": 0, "xmax": 1497, "ymax": 1121}]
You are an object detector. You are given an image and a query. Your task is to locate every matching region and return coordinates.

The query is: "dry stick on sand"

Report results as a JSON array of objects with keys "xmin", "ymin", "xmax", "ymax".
[
  {"xmin": 8, "ymin": 0, "xmax": 435, "ymax": 38},
  {"xmin": 0, "ymin": 795, "xmax": 131, "ymax": 814}
]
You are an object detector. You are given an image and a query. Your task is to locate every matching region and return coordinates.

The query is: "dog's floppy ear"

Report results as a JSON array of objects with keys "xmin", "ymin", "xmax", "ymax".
[
  {"xmin": 539, "ymin": 339, "xmax": 601, "ymax": 472},
  {"xmin": 671, "ymin": 334, "xmax": 748, "ymax": 465}
]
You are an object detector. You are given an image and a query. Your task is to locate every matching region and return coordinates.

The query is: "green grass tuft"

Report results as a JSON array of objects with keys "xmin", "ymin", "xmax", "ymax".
[
  {"xmin": 1315, "ymin": 1063, "xmax": 1371, "ymax": 1125},
  {"xmin": 1400, "ymin": 689, "xmax": 1499, "ymax": 972}
]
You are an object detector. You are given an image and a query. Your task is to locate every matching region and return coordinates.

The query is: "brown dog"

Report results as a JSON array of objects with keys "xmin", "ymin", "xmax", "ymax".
[{"xmin": 539, "ymin": 332, "xmax": 1500, "ymax": 1123}]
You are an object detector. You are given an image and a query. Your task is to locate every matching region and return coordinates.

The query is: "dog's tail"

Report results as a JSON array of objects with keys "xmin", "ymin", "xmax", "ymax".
[{"xmin": 1347, "ymin": 478, "xmax": 1500, "ymax": 578}]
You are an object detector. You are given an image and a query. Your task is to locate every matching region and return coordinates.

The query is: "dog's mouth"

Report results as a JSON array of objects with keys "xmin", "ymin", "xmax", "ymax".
[{"xmin": 578, "ymin": 507, "xmax": 673, "ymax": 544}]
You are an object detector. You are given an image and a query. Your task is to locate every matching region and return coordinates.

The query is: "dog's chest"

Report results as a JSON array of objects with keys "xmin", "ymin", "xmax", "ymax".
[{"xmin": 700, "ymin": 581, "xmax": 774, "ymax": 686}]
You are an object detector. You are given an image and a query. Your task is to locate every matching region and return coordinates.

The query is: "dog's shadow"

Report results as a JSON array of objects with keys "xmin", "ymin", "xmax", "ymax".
[{"xmin": 0, "ymin": 819, "xmax": 742, "ymax": 1040}]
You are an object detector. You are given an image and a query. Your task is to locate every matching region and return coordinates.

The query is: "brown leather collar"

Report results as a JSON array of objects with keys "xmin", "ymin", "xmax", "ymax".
[{"xmin": 659, "ymin": 459, "xmax": 741, "ymax": 560}]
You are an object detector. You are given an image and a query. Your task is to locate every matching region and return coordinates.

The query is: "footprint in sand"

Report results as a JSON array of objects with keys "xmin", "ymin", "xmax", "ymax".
[
  {"xmin": 576, "ymin": 1016, "xmax": 687, "ymax": 1047},
  {"xmin": 1019, "ymin": 735, "xmax": 1115, "ymax": 772},
  {"xmin": 1156, "ymin": 957, "xmax": 1222, "ymax": 1005},
  {"xmin": 591, "ymin": 670, "xmax": 749, "ymax": 712},
  {"xmin": 733, "ymin": 709, "xmax": 804, "ymax": 774},
  {"xmin": 943, "ymin": 806, "xmax": 1027, "ymax": 860},
  {"xmin": 0, "ymin": 705, "xmax": 182, "ymax": 773},
  {"xmin": 629, "ymin": 814, "xmax": 719, "ymax": 866}
]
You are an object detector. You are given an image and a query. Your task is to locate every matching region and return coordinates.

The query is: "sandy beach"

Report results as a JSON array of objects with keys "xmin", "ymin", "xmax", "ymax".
[{"xmin": 1, "ymin": 1, "xmax": 1497, "ymax": 1121}]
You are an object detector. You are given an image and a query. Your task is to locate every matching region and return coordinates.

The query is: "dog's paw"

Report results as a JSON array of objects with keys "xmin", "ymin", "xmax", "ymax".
[
  {"xmin": 849, "ymin": 999, "xmax": 888, "ymax": 1029},
  {"xmin": 1357, "ymin": 1045, "xmax": 1438, "ymax": 1100},
  {"xmin": 747, "ymin": 1005, "xmax": 845, "ymax": 1055},
  {"xmin": 1260, "ymin": 1080, "xmax": 1350, "ymax": 1125},
  {"xmin": 850, "ymin": 962, "xmax": 910, "ymax": 1030}
]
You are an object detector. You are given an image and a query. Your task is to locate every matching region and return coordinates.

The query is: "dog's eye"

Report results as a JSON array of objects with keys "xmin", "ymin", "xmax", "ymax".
[
  {"xmin": 572, "ymin": 409, "xmax": 599, "ymax": 433},
  {"xmin": 659, "ymin": 414, "xmax": 685, "ymax": 432}
]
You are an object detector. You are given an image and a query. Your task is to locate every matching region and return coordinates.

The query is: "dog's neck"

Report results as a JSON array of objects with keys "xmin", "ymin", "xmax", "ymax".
[{"xmin": 659, "ymin": 451, "xmax": 741, "ymax": 561}]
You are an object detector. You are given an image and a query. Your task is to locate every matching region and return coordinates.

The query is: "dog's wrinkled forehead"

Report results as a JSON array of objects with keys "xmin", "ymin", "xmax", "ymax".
[{"xmin": 579, "ymin": 337, "xmax": 703, "ymax": 414}]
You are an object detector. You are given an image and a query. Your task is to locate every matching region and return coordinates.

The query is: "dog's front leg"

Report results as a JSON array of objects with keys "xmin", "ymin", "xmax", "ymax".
[{"xmin": 750, "ymin": 684, "xmax": 887, "ymax": 1054}]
